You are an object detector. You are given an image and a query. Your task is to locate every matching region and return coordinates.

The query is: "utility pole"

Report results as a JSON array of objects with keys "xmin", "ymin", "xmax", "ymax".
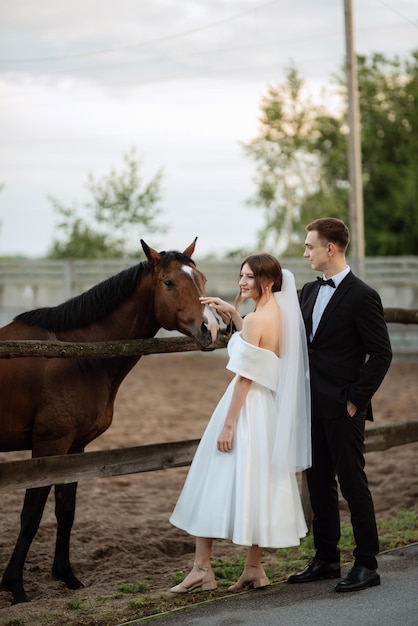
[{"xmin": 344, "ymin": 0, "xmax": 365, "ymax": 277}]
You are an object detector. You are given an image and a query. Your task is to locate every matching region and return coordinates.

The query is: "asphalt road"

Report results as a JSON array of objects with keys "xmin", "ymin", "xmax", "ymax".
[{"xmin": 122, "ymin": 543, "xmax": 418, "ymax": 626}]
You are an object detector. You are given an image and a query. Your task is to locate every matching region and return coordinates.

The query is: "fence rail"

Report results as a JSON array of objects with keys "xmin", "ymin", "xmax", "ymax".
[
  {"xmin": 0, "ymin": 309, "xmax": 416, "ymax": 360},
  {"xmin": 0, "ymin": 335, "xmax": 226, "ymax": 360},
  {"xmin": 0, "ymin": 440, "xmax": 201, "ymax": 492},
  {"xmin": 1, "ymin": 420, "xmax": 418, "ymax": 493}
]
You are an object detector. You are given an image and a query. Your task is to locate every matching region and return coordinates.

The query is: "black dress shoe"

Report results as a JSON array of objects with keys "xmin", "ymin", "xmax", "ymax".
[
  {"xmin": 335, "ymin": 565, "xmax": 380, "ymax": 592},
  {"xmin": 287, "ymin": 558, "xmax": 341, "ymax": 584}
]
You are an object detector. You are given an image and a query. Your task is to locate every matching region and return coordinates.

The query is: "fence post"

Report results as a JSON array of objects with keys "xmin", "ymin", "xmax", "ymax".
[{"xmin": 64, "ymin": 259, "xmax": 74, "ymax": 300}]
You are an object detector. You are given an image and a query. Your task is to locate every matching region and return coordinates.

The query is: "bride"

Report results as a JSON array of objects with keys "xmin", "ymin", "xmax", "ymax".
[{"xmin": 169, "ymin": 253, "xmax": 311, "ymax": 593}]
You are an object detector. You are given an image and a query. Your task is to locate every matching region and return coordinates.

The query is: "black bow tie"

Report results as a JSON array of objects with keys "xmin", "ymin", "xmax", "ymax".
[{"xmin": 317, "ymin": 276, "xmax": 336, "ymax": 288}]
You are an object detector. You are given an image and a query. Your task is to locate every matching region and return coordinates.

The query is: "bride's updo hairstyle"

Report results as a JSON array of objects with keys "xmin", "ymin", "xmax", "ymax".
[{"xmin": 235, "ymin": 253, "xmax": 282, "ymax": 309}]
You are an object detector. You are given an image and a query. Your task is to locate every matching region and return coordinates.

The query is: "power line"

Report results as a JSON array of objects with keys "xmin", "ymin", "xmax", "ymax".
[
  {"xmin": 0, "ymin": 0, "xmax": 281, "ymax": 64},
  {"xmin": 5, "ymin": 29, "xmax": 343, "ymax": 78},
  {"xmin": 375, "ymin": 0, "xmax": 418, "ymax": 28}
]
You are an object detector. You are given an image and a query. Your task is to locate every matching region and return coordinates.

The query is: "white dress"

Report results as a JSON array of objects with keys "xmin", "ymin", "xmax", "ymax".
[{"xmin": 170, "ymin": 332, "xmax": 308, "ymax": 548}]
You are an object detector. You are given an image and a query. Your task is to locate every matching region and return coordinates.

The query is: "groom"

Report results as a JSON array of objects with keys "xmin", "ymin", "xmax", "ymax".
[{"xmin": 288, "ymin": 218, "xmax": 392, "ymax": 592}]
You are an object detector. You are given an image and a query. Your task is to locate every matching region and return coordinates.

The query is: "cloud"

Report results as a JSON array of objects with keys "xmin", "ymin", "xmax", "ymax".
[{"xmin": 0, "ymin": 0, "xmax": 417, "ymax": 257}]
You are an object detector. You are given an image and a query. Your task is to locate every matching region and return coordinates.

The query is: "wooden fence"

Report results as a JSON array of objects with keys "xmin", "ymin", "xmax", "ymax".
[
  {"xmin": 0, "ymin": 307, "xmax": 417, "ymax": 494},
  {"xmin": 1, "ymin": 422, "xmax": 418, "ymax": 493}
]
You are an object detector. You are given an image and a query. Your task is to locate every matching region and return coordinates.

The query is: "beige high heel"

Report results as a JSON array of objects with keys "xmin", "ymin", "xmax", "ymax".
[
  {"xmin": 228, "ymin": 564, "xmax": 270, "ymax": 592},
  {"xmin": 170, "ymin": 564, "xmax": 217, "ymax": 594}
]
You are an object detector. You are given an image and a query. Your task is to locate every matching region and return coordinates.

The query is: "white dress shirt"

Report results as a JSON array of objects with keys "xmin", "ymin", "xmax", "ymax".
[{"xmin": 311, "ymin": 265, "xmax": 350, "ymax": 339}]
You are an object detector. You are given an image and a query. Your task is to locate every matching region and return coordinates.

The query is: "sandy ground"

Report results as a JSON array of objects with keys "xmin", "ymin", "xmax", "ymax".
[{"xmin": 1, "ymin": 351, "xmax": 417, "ymax": 624}]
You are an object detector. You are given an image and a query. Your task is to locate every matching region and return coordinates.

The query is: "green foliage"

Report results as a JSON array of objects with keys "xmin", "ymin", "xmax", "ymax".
[
  {"xmin": 129, "ymin": 596, "xmax": 151, "ymax": 609},
  {"xmin": 358, "ymin": 51, "xmax": 418, "ymax": 255},
  {"xmin": 4, "ymin": 618, "xmax": 26, "ymax": 626},
  {"xmin": 0, "ymin": 182, "xmax": 3, "ymax": 238},
  {"xmin": 47, "ymin": 210, "xmax": 121, "ymax": 259},
  {"xmin": 212, "ymin": 556, "xmax": 245, "ymax": 581},
  {"xmin": 48, "ymin": 148, "xmax": 167, "ymax": 259},
  {"xmin": 242, "ymin": 65, "xmax": 324, "ymax": 254},
  {"xmin": 244, "ymin": 50, "xmax": 418, "ymax": 256},
  {"xmin": 116, "ymin": 581, "xmax": 147, "ymax": 594},
  {"xmin": 66, "ymin": 597, "xmax": 85, "ymax": 610},
  {"xmin": 377, "ymin": 510, "xmax": 418, "ymax": 548},
  {"xmin": 307, "ymin": 49, "xmax": 418, "ymax": 255}
]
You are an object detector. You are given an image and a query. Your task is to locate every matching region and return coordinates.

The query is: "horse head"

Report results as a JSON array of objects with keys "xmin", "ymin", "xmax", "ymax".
[{"xmin": 141, "ymin": 238, "xmax": 219, "ymax": 349}]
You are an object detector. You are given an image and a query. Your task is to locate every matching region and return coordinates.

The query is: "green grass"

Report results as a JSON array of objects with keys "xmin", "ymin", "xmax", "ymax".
[
  {"xmin": 6, "ymin": 510, "xmax": 418, "ymax": 626},
  {"xmin": 257, "ymin": 510, "xmax": 418, "ymax": 586},
  {"xmin": 116, "ymin": 582, "xmax": 148, "ymax": 594},
  {"xmin": 4, "ymin": 618, "xmax": 26, "ymax": 626},
  {"xmin": 66, "ymin": 597, "xmax": 85, "ymax": 611}
]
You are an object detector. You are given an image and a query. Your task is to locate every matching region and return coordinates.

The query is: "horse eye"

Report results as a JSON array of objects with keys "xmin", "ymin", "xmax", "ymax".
[{"xmin": 164, "ymin": 278, "xmax": 175, "ymax": 288}]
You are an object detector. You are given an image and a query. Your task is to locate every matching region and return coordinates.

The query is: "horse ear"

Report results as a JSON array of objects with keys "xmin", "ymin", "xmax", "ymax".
[
  {"xmin": 141, "ymin": 239, "xmax": 161, "ymax": 266},
  {"xmin": 183, "ymin": 237, "xmax": 198, "ymax": 258}
]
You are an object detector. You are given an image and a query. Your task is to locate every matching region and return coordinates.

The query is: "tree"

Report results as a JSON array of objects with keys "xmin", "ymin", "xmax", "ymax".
[
  {"xmin": 299, "ymin": 110, "xmax": 350, "ymax": 228},
  {"xmin": 357, "ymin": 51, "xmax": 418, "ymax": 255},
  {"xmin": 244, "ymin": 50, "xmax": 418, "ymax": 256},
  {"xmin": 48, "ymin": 149, "xmax": 166, "ymax": 259},
  {"xmin": 305, "ymin": 50, "xmax": 418, "ymax": 255},
  {"xmin": 242, "ymin": 66, "xmax": 323, "ymax": 255},
  {"xmin": 0, "ymin": 183, "xmax": 3, "ymax": 241}
]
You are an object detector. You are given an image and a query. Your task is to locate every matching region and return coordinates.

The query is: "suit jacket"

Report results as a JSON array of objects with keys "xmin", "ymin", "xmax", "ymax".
[{"xmin": 300, "ymin": 271, "xmax": 392, "ymax": 422}]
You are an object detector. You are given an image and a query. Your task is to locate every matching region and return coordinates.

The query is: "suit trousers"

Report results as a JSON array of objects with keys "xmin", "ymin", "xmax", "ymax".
[{"xmin": 306, "ymin": 414, "xmax": 379, "ymax": 570}]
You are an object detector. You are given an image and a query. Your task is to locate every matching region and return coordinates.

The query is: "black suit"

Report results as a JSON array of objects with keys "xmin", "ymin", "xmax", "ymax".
[{"xmin": 300, "ymin": 271, "xmax": 392, "ymax": 569}]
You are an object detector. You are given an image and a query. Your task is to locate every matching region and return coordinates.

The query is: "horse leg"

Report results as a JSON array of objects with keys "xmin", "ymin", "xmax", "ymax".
[
  {"xmin": 1, "ymin": 485, "xmax": 51, "ymax": 605},
  {"xmin": 52, "ymin": 482, "xmax": 84, "ymax": 590}
]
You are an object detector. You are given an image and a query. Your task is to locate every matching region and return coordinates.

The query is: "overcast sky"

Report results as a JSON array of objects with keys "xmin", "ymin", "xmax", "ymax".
[{"xmin": 0, "ymin": 0, "xmax": 417, "ymax": 258}]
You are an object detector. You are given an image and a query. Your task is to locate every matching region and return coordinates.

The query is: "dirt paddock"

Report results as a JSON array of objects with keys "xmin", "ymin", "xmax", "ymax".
[{"xmin": 1, "ymin": 351, "xmax": 417, "ymax": 623}]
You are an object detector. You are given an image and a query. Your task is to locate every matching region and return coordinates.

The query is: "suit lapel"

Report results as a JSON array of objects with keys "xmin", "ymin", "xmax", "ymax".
[{"xmin": 301, "ymin": 283, "xmax": 321, "ymax": 339}]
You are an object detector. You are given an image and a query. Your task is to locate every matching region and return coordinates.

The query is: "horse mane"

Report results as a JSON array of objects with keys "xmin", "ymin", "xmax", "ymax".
[
  {"xmin": 14, "ymin": 250, "xmax": 196, "ymax": 332},
  {"xmin": 14, "ymin": 262, "xmax": 147, "ymax": 331},
  {"xmin": 14, "ymin": 251, "xmax": 194, "ymax": 332}
]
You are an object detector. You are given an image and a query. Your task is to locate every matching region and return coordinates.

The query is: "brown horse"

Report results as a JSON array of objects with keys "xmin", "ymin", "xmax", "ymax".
[{"xmin": 0, "ymin": 238, "xmax": 219, "ymax": 605}]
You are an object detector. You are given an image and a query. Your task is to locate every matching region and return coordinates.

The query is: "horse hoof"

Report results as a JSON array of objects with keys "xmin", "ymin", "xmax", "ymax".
[
  {"xmin": 53, "ymin": 568, "xmax": 84, "ymax": 590},
  {"xmin": 1, "ymin": 580, "xmax": 30, "ymax": 605},
  {"xmin": 12, "ymin": 595, "xmax": 30, "ymax": 605},
  {"xmin": 67, "ymin": 578, "xmax": 84, "ymax": 590}
]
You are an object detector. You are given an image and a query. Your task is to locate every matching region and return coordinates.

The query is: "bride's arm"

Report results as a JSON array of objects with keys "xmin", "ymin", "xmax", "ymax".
[
  {"xmin": 217, "ymin": 375, "xmax": 252, "ymax": 453},
  {"xmin": 218, "ymin": 314, "xmax": 262, "ymax": 453}
]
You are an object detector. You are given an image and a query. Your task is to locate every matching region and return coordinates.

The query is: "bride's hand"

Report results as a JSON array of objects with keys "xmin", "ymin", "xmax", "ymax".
[
  {"xmin": 200, "ymin": 296, "xmax": 235, "ymax": 325},
  {"xmin": 217, "ymin": 424, "xmax": 234, "ymax": 452}
]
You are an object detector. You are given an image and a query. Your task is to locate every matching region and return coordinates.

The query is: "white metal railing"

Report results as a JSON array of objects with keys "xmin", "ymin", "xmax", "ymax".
[
  {"xmin": 1, "ymin": 257, "xmax": 418, "ymax": 331},
  {"xmin": 1, "ymin": 256, "xmax": 418, "ymax": 288}
]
